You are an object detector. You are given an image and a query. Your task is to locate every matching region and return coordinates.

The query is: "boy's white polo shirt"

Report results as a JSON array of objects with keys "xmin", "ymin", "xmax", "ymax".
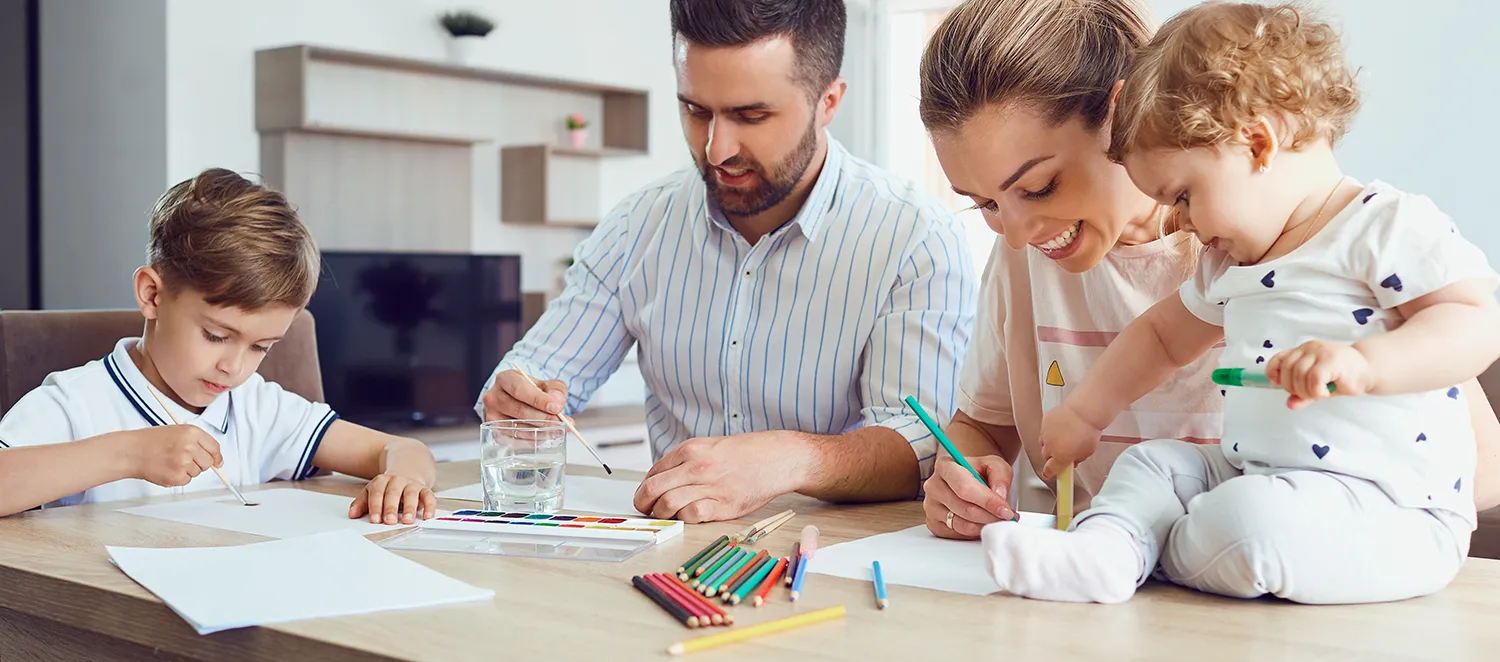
[{"xmin": 0, "ymin": 338, "xmax": 338, "ymax": 507}]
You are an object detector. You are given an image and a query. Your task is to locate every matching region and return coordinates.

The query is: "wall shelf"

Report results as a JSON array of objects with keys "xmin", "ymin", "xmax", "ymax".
[{"xmin": 254, "ymin": 43, "xmax": 653, "ymax": 249}]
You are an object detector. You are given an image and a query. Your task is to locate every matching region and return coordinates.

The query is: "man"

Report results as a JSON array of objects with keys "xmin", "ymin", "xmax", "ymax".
[{"xmin": 478, "ymin": 0, "xmax": 974, "ymax": 523}]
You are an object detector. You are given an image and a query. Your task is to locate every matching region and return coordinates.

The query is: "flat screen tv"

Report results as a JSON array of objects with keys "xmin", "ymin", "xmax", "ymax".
[{"xmin": 307, "ymin": 252, "xmax": 523, "ymax": 430}]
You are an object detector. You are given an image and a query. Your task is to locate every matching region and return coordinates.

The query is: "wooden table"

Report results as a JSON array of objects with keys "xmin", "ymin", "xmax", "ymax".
[{"xmin": 2, "ymin": 462, "xmax": 1498, "ymax": 661}]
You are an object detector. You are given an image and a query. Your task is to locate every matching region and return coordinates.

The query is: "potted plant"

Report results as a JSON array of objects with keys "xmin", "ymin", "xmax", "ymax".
[
  {"xmin": 566, "ymin": 113, "xmax": 590, "ymax": 149},
  {"xmin": 439, "ymin": 10, "xmax": 495, "ymax": 65}
]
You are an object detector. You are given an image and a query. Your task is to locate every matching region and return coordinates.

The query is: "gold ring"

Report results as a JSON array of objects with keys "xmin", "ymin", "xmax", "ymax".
[{"xmin": 945, "ymin": 510, "xmax": 955, "ymax": 529}]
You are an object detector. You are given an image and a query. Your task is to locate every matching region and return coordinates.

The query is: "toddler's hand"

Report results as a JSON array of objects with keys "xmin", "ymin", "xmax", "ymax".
[
  {"xmin": 1040, "ymin": 401, "xmax": 1102, "ymax": 480},
  {"xmin": 1266, "ymin": 340, "xmax": 1372, "ymax": 409},
  {"xmin": 349, "ymin": 473, "xmax": 436, "ymax": 525}
]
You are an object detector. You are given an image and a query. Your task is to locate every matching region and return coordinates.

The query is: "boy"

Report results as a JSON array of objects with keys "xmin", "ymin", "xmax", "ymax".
[{"xmin": 0, "ymin": 168, "xmax": 437, "ymax": 523}]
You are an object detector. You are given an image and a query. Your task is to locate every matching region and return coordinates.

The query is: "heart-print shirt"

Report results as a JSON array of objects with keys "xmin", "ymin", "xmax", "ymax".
[{"xmin": 1182, "ymin": 179, "xmax": 1499, "ymax": 527}]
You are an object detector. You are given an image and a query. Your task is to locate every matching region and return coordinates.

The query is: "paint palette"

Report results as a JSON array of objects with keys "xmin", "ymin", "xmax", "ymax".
[{"xmin": 380, "ymin": 510, "xmax": 684, "ymax": 563}]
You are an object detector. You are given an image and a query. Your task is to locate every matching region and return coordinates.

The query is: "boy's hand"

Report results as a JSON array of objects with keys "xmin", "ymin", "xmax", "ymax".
[
  {"xmin": 1040, "ymin": 401, "xmax": 1103, "ymax": 480},
  {"xmin": 128, "ymin": 425, "xmax": 223, "ymax": 487},
  {"xmin": 350, "ymin": 473, "xmax": 436, "ymax": 525},
  {"xmin": 1266, "ymin": 340, "xmax": 1371, "ymax": 410}
]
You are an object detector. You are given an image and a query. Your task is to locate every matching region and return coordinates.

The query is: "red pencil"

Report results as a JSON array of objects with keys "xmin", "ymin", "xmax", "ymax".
[
  {"xmin": 647, "ymin": 574, "xmax": 718, "ymax": 626},
  {"xmin": 633, "ymin": 575, "xmax": 698, "ymax": 628},
  {"xmin": 752, "ymin": 557, "xmax": 788, "ymax": 607},
  {"xmin": 664, "ymin": 574, "xmax": 734, "ymax": 626}
]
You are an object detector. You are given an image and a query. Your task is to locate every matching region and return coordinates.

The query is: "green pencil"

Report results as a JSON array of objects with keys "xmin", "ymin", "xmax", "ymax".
[{"xmin": 904, "ymin": 395, "xmax": 983, "ymax": 483}]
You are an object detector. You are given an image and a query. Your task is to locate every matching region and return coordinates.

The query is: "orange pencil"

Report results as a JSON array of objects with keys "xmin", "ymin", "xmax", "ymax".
[
  {"xmin": 719, "ymin": 549, "xmax": 769, "ymax": 596},
  {"xmin": 665, "ymin": 574, "xmax": 734, "ymax": 626},
  {"xmin": 752, "ymin": 557, "xmax": 788, "ymax": 607},
  {"xmin": 649, "ymin": 574, "xmax": 719, "ymax": 626}
]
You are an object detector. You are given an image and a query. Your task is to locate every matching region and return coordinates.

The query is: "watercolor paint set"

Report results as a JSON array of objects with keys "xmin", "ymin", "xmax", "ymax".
[{"xmin": 380, "ymin": 510, "xmax": 684, "ymax": 562}]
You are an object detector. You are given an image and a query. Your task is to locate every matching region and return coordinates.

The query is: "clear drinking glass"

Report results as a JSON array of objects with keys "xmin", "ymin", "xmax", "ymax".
[{"xmin": 480, "ymin": 420, "xmax": 568, "ymax": 513}]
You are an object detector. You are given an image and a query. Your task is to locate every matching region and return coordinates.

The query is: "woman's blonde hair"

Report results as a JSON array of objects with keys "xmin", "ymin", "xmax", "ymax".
[
  {"xmin": 1109, "ymin": 2, "xmax": 1360, "ymax": 161},
  {"xmin": 920, "ymin": 0, "xmax": 1153, "ymax": 133}
]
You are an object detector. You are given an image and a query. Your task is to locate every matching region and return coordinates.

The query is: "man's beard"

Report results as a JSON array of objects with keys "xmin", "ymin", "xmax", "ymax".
[{"xmin": 698, "ymin": 118, "xmax": 820, "ymax": 217}]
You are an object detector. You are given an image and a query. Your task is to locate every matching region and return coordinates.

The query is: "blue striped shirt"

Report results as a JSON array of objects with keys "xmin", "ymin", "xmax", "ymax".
[{"xmin": 484, "ymin": 139, "xmax": 975, "ymax": 479}]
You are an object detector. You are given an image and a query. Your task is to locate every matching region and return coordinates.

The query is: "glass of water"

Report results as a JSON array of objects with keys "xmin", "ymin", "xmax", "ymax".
[{"xmin": 481, "ymin": 420, "xmax": 568, "ymax": 513}]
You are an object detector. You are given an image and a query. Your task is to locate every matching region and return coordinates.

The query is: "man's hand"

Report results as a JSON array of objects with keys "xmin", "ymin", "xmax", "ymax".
[
  {"xmin": 480, "ymin": 369, "xmax": 568, "ymax": 422},
  {"xmin": 632, "ymin": 431, "xmax": 812, "ymax": 523}
]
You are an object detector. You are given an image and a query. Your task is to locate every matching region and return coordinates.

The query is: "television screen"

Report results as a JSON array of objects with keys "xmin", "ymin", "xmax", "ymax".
[{"xmin": 307, "ymin": 252, "xmax": 523, "ymax": 430}]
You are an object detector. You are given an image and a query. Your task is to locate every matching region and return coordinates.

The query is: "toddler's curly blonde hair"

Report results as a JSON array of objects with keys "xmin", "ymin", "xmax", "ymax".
[{"xmin": 1109, "ymin": 2, "xmax": 1360, "ymax": 162}]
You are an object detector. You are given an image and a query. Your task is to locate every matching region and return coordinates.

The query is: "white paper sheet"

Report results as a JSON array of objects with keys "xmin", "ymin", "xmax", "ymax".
[
  {"xmin": 117, "ymin": 488, "xmax": 407, "ymax": 539},
  {"xmin": 108, "ymin": 530, "xmax": 494, "ymax": 634},
  {"xmin": 436, "ymin": 474, "xmax": 647, "ymax": 517},
  {"xmin": 804, "ymin": 513, "xmax": 1057, "ymax": 596}
]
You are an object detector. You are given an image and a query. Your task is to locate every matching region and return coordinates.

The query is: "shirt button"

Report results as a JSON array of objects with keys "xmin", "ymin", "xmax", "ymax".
[{"xmin": 743, "ymin": 269, "xmax": 753, "ymax": 279}]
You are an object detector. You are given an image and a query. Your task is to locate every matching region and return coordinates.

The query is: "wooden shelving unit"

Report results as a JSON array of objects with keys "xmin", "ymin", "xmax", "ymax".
[
  {"xmin": 254, "ymin": 44, "xmax": 651, "ymax": 249},
  {"xmin": 500, "ymin": 144, "xmax": 646, "ymax": 228}
]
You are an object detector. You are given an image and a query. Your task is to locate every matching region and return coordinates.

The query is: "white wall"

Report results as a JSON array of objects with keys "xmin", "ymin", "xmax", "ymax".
[
  {"xmin": 40, "ymin": 0, "xmax": 168, "ymax": 310},
  {"xmin": 1148, "ymin": 0, "xmax": 1500, "ymax": 264},
  {"xmin": 164, "ymin": 0, "xmax": 690, "ymax": 294}
]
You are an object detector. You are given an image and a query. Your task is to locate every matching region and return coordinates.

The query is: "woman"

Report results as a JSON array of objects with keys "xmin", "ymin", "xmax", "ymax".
[{"xmin": 915, "ymin": 0, "xmax": 1500, "ymax": 539}]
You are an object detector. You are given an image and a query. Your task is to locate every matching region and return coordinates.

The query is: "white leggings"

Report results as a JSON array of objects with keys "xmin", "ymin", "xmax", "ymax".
[{"xmin": 1079, "ymin": 440, "xmax": 1471, "ymax": 604}]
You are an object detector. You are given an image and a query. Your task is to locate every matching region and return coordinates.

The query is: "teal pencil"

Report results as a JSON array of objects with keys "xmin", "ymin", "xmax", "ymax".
[
  {"xmin": 703, "ymin": 548, "xmax": 751, "ymax": 596},
  {"xmin": 680, "ymin": 536, "xmax": 729, "ymax": 578},
  {"xmin": 729, "ymin": 555, "xmax": 779, "ymax": 605},
  {"xmin": 903, "ymin": 395, "xmax": 983, "ymax": 483},
  {"xmin": 693, "ymin": 544, "xmax": 738, "ymax": 586}
]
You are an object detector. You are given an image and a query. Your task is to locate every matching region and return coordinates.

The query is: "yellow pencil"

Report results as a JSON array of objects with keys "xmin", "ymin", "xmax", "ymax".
[
  {"xmin": 667, "ymin": 605, "xmax": 846, "ymax": 655},
  {"xmin": 1056, "ymin": 465, "xmax": 1074, "ymax": 530}
]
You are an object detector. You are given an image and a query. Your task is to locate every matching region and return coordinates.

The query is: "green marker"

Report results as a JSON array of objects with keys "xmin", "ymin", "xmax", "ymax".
[{"xmin": 1212, "ymin": 368, "xmax": 1334, "ymax": 393}]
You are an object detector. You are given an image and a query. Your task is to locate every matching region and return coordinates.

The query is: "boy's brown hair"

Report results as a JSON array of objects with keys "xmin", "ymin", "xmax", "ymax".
[
  {"xmin": 1108, "ymin": 2, "xmax": 1360, "ymax": 162},
  {"xmin": 147, "ymin": 168, "xmax": 320, "ymax": 309}
]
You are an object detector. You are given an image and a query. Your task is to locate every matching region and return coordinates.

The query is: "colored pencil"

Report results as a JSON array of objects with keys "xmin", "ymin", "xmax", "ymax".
[
  {"xmin": 647, "ymin": 573, "xmax": 717, "ymax": 626},
  {"xmin": 667, "ymin": 606, "xmax": 847, "ymax": 656},
  {"xmin": 904, "ymin": 395, "xmax": 983, "ymax": 483},
  {"xmin": 705, "ymin": 548, "xmax": 753, "ymax": 597},
  {"xmin": 752, "ymin": 557, "xmax": 788, "ymax": 607},
  {"xmin": 720, "ymin": 550, "xmax": 769, "ymax": 597},
  {"xmin": 724, "ymin": 553, "xmax": 772, "ymax": 602},
  {"xmin": 873, "ymin": 561, "xmax": 888, "ymax": 610},
  {"xmin": 680, "ymin": 536, "xmax": 729, "ymax": 578},
  {"xmin": 693, "ymin": 543, "xmax": 738, "ymax": 583},
  {"xmin": 665, "ymin": 574, "xmax": 734, "ymax": 626},
  {"xmin": 634, "ymin": 575, "xmax": 699, "ymax": 628},
  {"xmin": 729, "ymin": 555, "xmax": 778, "ymax": 605},
  {"xmin": 785, "ymin": 542, "xmax": 801, "ymax": 587},
  {"xmin": 789, "ymin": 554, "xmax": 810, "ymax": 601},
  {"xmin": 1057, "ymin": 465, "xmax": 1074, "ymax": 530},
  {"xmin": 701, "ymin": 547, "xmax": 748, "ymax": 593},
  {"xmin": 745, "ymin": 510, "xmax": 797, "ymax": 544}
]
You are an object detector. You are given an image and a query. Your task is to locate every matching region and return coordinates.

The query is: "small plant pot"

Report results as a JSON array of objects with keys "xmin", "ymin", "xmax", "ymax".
[
  {"xmin": 568, "ymin": 128, "xmax": 589, "ymax": 149},
  {"xmin": 445, "ymin": 35, "xmax": 484, "ymax": 65}
]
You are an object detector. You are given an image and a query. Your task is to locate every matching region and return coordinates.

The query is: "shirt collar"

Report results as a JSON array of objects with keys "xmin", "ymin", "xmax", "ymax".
[
  {"xmin": 106, "ymin": 338, "xmax": 232, "ymax": 434},
  {"xmin": 700, "ymin": 133, "xmax": 847, "ymax": 243}
]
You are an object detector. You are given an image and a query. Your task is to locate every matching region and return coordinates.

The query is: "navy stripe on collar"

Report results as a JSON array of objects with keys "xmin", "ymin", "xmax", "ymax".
[
  {"xmin": 294, "ymin": 411, "xmax": 339, "ymax": 480},
  {"xmin": 104, "ymin": 355, "xmax": 166, "ymax": 427},
  {"xmin": 0, "ymin": 438, "xmax": 10, "ymax": 448}
]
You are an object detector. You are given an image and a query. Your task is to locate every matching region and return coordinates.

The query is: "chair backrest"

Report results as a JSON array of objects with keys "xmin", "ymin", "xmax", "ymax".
[{"xmin": 0, "ymin": 309, "xmax": 324, "ymax": 413}]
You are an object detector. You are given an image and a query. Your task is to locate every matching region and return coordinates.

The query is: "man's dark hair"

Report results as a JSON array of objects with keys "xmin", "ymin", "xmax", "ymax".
[{"xmin": 670, "ymin": 0, "xmax": 846, "ymax": 96}]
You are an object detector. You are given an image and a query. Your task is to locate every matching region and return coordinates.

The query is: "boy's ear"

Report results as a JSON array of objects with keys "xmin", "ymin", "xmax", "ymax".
[{"xmin": 133, "ymin": 267, "xmax": 165, "ymax": 320}]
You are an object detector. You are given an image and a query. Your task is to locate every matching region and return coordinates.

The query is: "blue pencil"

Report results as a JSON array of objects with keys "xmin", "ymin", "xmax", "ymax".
[
  {"xmin": 789, "ymin": 553, "xmax": 809, "ymax": 601},
  {"xmin": 873, "ymin": 561, "xmax": 888, "ymax": 610}
]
